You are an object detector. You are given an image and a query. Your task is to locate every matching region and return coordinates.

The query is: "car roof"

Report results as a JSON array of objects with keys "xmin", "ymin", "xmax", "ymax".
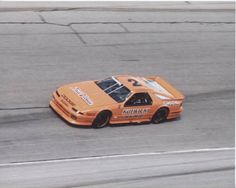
[{"xmin": 115, "ymin": 75, "xmax": 152, "ymax": 93}]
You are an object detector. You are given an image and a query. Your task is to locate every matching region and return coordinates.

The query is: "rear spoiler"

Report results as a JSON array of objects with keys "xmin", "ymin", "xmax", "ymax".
[{"xmin": 147, "ymin": 76, "xmax": 184, "ymax": 100}]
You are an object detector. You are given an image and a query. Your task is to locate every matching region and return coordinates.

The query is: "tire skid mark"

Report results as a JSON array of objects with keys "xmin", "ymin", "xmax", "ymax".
[{"xmin": 68, "ymin": 166, "xmax": 234, "ymax": 188}]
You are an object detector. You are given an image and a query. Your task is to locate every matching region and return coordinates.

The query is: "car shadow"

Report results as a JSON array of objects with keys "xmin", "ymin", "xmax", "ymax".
[
  {"xmin": 63, "ymin": 117, "xmax": 180, "ymax": 129},
  {"xmin": 109, "ymin": 117, "xmax": 181, "ymax": 128}
]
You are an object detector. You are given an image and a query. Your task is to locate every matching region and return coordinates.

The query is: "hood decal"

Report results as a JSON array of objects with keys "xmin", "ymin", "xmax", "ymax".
[{"xmin": 72, "ymin": 87, "xmax": 94, "ymax": 106}]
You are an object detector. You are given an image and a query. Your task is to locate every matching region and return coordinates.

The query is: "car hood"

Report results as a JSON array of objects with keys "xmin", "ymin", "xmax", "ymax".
[{"xmin": 57, "ymin": 81, "xmax": 116, "ymax": 112}]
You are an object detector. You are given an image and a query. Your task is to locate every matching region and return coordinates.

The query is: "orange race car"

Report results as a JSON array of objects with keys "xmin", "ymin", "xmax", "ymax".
[{"xmin": 50, "ymin": 75, "xmax": 184, "ymax": 128}]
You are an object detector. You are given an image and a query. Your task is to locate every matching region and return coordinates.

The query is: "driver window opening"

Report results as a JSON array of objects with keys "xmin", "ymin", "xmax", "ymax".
[{"xmin": 124, "ymin": 93, "xmax": 152, "ymax": 107}]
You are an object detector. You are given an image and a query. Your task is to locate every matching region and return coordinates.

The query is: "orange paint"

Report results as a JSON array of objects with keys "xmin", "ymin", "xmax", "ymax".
[{"xmin": 50, "ymin": 75, "xmax": 184, "ymax": 127}]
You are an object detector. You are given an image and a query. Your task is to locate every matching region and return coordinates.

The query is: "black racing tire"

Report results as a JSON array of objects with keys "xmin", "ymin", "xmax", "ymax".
[
  {"xmin": 92, "ymin": 111, "xmax": 111, "ymax": 128},
  {"xmin": 152, "ymin": 107, "xmax": 169, "ymax": 124}
]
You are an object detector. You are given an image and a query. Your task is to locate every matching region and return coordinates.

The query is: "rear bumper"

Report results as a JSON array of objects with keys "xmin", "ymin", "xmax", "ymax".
[
  {"xmin": 167, "ymin": 107, "xmax": 183, "ymax": 119},
  {"xmin": 50, "ymin": 98, "xmax": 93, "ymax": 126}
]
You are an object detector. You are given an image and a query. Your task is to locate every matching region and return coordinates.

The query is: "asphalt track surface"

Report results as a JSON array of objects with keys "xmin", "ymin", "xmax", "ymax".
[{"xmin": 0, "ymin": 4, "xmax": 235, "ymax": 188}]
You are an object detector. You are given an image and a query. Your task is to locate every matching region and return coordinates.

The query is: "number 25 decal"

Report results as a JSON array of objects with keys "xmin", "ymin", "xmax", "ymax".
[{"xmin": 128, "ymin": 79, "xmax": 142, "ymax": 86}]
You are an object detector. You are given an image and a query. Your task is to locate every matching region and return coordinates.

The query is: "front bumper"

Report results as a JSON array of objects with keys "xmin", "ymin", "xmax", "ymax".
[{"xmin": 50, "ymin": 96, "xmax": 93, "ymax": 126}]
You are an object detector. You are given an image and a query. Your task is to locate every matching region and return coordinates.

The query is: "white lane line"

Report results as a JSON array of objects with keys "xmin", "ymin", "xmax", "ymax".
[{"xmin": 0, "ymin": 147, "xmax": 234, "ymax": 167}]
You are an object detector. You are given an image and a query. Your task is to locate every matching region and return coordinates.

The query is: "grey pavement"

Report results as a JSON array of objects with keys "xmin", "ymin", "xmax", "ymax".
[
  {"xmin": 0, "ymin": 2, "xmax": 235, "ymax": 188},
  {"xmin": 0, "ymin": 150, "xmax": 234, "ymax": 188},
  {"xmin": 0, "ymin": 2, "xmax": 234, "ymax": 12}
]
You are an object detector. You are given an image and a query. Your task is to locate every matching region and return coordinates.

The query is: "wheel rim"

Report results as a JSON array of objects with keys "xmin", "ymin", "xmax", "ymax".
[
  {"xmin": 95, "ymin": 113, "xmax": 109, "ymax": 128},
  {"xmin": 154, "ymin": 109, "xmax": 168, "ymax": 123}
]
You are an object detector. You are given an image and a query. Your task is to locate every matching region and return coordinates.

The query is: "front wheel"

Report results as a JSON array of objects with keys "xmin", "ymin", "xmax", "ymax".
[
  {"xmin": 92, "ymin": 111, "xmax": 111, "ymax": 128},
  {"xmin": 152, "ymin": 108, "xmax": 169, "ymax": 124}
]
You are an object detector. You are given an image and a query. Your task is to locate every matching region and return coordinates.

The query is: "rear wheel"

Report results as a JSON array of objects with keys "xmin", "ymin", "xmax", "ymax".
[
  {"xmin": 152, "ymin": 108, "xmax": 169, "ymax": 124},
  {"xmin": 92, "ymin": 111, "xmax": 111, "ymax": 128}
]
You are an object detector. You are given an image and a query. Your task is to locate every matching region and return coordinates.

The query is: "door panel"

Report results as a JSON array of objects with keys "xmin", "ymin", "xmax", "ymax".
[
  {"xmin": 112, "ymin": 92, "xmax": 155, "ymax": 123},
  {"xmin": 120, "ymin": 106, "xmax": 152, "ymax": 122}
]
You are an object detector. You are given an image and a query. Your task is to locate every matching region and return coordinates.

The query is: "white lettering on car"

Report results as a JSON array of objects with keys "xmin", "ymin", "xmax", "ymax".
[
  {"xmin": 72, "ymin": 87, "xmax": 94, "ymax": 106},
  {"xmin": 122, "ymin": 108, "xmax": 150, "ymax": 115}
]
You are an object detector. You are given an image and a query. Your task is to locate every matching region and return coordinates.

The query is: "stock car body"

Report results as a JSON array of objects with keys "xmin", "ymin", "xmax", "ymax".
[{"xmin": 50, "ymin": 75, "xmax": 184, "ymax": 128}]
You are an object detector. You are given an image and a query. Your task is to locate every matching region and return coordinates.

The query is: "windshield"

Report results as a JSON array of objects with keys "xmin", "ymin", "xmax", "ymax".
[{"xmin": 95, "ymin": 77, "xmax": 131, "ymax": 103}]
